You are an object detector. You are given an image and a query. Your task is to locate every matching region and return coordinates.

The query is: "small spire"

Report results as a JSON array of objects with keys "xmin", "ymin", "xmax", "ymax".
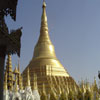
[
  {"xmin": 15, "ymin": 76, "xmax": 18, "ymax": 92},
  {"xmin": 41, "ymin": 0, "xmax": 48, "ymax": 32},
  {"xmin": 4, "ymin": 71, "xmax": 8, "ymax": 90},
  {"xmin": 33, "ymin": 73, "xmax": 38, "ymax": 90},
  {"xmin": 27, "ymin": 68, "xmax": 30, "ymax": 86},
  {"xmin": 94, "ymin": 76, "xmax": 96, "ymax": 84},
  {"xmin": 18, "ymin": 58, "xmax": 20, "ymax": 72},
  {"xmin": 14, "ymin": 66, "xmax": 19, "ymax": 74},
  {"xmin": 93, "ymin": 76, "xmax": 98, "ymax": 92},
  {"xmin": 5, "ymin": 54, "xmax": 13, "ymax": 90}
]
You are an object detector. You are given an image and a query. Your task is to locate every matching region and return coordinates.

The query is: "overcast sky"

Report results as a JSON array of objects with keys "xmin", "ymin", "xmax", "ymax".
[{"xmin": 5, "ymin": 0, "xmax": 100, "ymax": 83}]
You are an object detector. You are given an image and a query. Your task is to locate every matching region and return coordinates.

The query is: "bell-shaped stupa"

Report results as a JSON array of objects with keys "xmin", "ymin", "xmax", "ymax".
[{"xmin": 22, "ymin": 1, "xmax": 77, "ymax": 93}]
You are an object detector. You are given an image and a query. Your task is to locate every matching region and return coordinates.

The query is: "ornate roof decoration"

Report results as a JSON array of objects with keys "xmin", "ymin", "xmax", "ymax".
[
  {"xmin": 0, "ymin": 10, "xmax": 22, "ymax": 57},
  {"xmin": 0, "ymin": 27, "xmax": 22, "ymax": 57},
  {"xmin": 0, "ymin": 0, "xmax": 18, "ymax": 21}
]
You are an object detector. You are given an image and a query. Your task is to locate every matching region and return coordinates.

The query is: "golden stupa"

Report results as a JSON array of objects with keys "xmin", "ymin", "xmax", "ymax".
[
  {"xmin": 5, "ymin": 54, "xmax": 14, "ymax": 90},
  {"xmin": 22, "ymin": 1, "xmax": 77, "ymax": 93},
  {"xmin": 4, "ymin": 54, "xmax": 22, "ymax": 90}
]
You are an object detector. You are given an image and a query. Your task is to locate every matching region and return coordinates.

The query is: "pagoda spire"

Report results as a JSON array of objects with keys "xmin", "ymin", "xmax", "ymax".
[
  {"xmin": 40, "ymin": 0, "xmax": 51, "ymax": 44},
  {"xmin": 33, "ymin": 0, "xmax": 56, "ymax": 59},
  {"xmin": 93, "ymin": 77, "xmax": 98, "ymax": 92},
  {"xmin": 5, "ymin": 54, "xmax": 13, "ymax": 90},
  {"xmin": 13, "ymin": 66, "xmax": 19, "ymax": 79},
  {"xmin": 40, "ymin": 0, "xmax": 48, "ymax": 37}
]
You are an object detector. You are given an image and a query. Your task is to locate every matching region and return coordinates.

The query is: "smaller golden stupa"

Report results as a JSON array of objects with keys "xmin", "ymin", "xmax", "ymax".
[
  {"xmin": 5, "ymin": 54, "xmax": 13, "ymax": 90},
  {"xmin": 4, "ymin": 54, "xmax": 22, "ymax": 90}
]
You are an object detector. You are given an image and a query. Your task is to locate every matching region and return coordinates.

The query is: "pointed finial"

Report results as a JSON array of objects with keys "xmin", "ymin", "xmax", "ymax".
[
  {"xmin": 41, "ymin": 0, "xmax": 47, "ymax": 22},
  {"xmin": 94, "ymin": 76, "xmax": 96, "ymax": 84},
  {"xmin": 43, "ymin": 0, "xmax": 46, "ymax": 7},
  {"xmin": 14, "ymin": 66, "xmax": 19, "ymax": 74},
  {"xmin": 94, "ymin": 76, "xmax": 96, "ymax": 81},
  {"xmin": 18, "ymin": 58, "xmax": 20, "ymax": 72}
]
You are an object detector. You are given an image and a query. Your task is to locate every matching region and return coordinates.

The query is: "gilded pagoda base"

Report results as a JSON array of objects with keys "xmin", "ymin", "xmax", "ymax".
[{"xmin": 22, "ymin": 61, "xmax": 78, "ymax": 94}]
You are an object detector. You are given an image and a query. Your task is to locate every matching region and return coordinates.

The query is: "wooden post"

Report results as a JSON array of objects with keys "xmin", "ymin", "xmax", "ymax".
[{"xmin": 0, "ymin": 46, "xmax": 6, "ymax": 100}]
